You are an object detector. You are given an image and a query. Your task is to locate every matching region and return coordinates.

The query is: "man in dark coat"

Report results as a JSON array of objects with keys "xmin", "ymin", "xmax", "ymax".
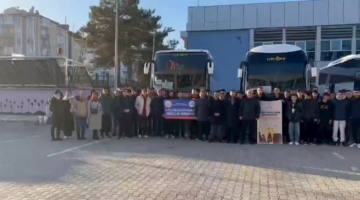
[
  {"xmin": 194, "ymin": 91, "xmax": 210, "ymax": 140},
  {"xmin": 350, "ymin": 89, "xmax": 360, "ymax": 148},
  {"xmin": 239, "ymin": 89, "xmax": 261, "ymax": 144},
  {"xmin": 256, "ymin": 87, "xmax": 270, "ymax": 101},
  {"xmin": 150, "ymin": 89, "xmax": 165, "ymax": 136},
  {"xmin": 301, "ymin": 91, "xmax": 319, "ymax": 144},
  {"xmin": 118, "ymin": 89, "xmax": 135, "ymax": 139},
  {"xmin": 318, "ymin": 93, "xmax": 334, "ymax": 144},
  {"xmin": 226, "ymin": 90, "xmax": 240, "ymax": 143},
  {"xmin": 112, "ymin": 89, "xmax": 122, "ymax": 137},
  {"xmin": 209, "ymin": 90, "xmax": 226, "ymax": 142},
  {"xmin": 49, "ymin": 90, "xmax": 64, "ymax": 141}
]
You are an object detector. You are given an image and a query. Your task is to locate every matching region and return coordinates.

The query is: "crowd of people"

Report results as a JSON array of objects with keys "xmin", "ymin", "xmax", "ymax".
[{"xmin": 48, "ymin": 86, "xmax": 360, "ymax": 148}]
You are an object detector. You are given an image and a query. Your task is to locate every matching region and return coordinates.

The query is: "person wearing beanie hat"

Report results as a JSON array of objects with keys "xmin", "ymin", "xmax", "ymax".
[
  {"xmin": 332, "ymin": 89, "xmax": 350, "ymax": 146},
  {"xmin": 49, "ymin": 89, "xmax": 64, "ymax": 141}
]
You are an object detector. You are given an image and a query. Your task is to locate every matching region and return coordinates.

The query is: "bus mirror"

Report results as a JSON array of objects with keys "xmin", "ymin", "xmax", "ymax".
[
  {"xmin": 311, "ymin": 67, "xmax": 317, "ymax": 78},
  {"xmin": 143, "ymin": 62, "xmax": 150, "ymax": 74},
  {"xmin": 207, "ymin": 62, "xmax": 214, "ymax": 75},
  {"xmin": 237, "ymin": 68, "xmax": 243, "ymax": 78}
]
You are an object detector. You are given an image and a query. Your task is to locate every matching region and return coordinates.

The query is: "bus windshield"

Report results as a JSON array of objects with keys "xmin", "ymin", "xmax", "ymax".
[
  {"xmin": 154, "ymin": 52, "xmax": 208, "ymax": 73},
  {"xmin": 245, "ymin": 49, "xmax": 307, "ymax": 91},
  {"xmin": 247, "ymin": 63, "xmax": 306, "ymax": 91},
  {"xmin": 153, "ymin": 52, "xmax": 208, "ymax": 91}
]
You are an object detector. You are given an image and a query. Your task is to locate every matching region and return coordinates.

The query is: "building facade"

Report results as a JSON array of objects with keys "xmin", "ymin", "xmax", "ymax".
[
  {"xmin": 181, "ymin": 0, "xmax": 360, "ymax": 90},
  {"xmin": 0, "ymin": 7, "xmax": 85, "ymax": 62}
]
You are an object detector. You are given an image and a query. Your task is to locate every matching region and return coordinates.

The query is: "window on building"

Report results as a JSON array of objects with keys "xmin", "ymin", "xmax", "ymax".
[
  {"xmin": 356, "ymin": 40, "xmax": 360, "ymax": 54},
  {"xmin": 286, "ymin": 41, "xmax": 295, "ymax": 45},
  {"xmin": 321, "ymin": 39, "xmax": 352, "ymax": 61},
  {"xmin": 254, "ymin": 41, "xmax": 282, "ymax": 47},
  {"xmin": 306, "ymin": 41, "xmax": 315, "ymax": 61}
]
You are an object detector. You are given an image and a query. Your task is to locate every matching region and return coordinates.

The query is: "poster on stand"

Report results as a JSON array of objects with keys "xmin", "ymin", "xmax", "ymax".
[{"xmin": 257, "ymin": 100, "xmax": 283, "ymax": 144}]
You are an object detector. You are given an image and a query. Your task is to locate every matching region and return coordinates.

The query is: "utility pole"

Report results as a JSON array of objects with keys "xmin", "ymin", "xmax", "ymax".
[{"xmin": 114, "ymin": 0, "xmax": 119, "ymax": 89}]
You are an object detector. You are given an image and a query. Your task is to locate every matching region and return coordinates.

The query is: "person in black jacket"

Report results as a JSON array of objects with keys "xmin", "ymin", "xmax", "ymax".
[
  {"xmin": 318, "ymin": 93, "xmax": 334, "ymax": 145},
  {"xmin": 150, "ymin": 89, "xmax": 165, "ymax": 136},
  {"xmin": 256, "ymin": 87, "xmax": 270, "ymax": 101},
  {"xmin": 209, "ymin": 91, "xmax": 226, "ymax": 142},
  {"xmin": 301, "ymin": 91, "xmax": 319, "ymax": 144},
  {"xmin": 113, "ymin": 89, "xmax": 122, "ymax": 137},
  {"xmin": 240, "ymin": 89, "xmax": 261, "ymax": 144},
  {"xmin": 119, "ymin": 89, "xmax": 135, "ymax": 139},
  {"xmin": 49, "ymin": 90, "xmax": 64, "ymax": 141},
  {"xmin": 286, "ymin": 94, "xmax": 303, "ymax": 145},
  {"xmin": 350, "ymin": 90, "xmax": 360, "ymax": 148},
  {"xmin": 194, "ymin": 91, "xmax": 210, "ymax": 140},
  {"xmin": 332, "ymin": 90, "xmax": 350, "ymax": 146},
  {"xmin": 226, "ymin": 90, "xmax": 240, "ymax": 143}
]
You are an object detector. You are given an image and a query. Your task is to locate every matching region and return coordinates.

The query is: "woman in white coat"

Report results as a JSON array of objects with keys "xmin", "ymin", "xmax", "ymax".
[{"xmin": 87, "ymin": 91, "xmax": 102, "ymax": 140}]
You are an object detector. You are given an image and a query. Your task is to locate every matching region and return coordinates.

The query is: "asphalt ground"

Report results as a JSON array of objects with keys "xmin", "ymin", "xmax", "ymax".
[{"xmin": 0, "ymin": 122, "xmax": 360, "ymax": 200}]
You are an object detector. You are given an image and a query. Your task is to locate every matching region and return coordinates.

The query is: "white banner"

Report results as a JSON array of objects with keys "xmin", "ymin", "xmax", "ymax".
[{"xmin": 257, "ymin": 100, "xmax": 283, "ymax": 144}]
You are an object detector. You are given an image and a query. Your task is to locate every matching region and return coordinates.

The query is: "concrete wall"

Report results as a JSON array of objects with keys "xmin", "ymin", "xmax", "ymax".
[
  {"xmin": 188, "ymin": 0, "xmax": 360, "ymax": 31},
  {"xmin": 0, "ymin": 89, "xmax": 95, "ymax": 115},
  {"xmin": 188, "ymin": 30, "xmax": 250, "ymax": 90}
]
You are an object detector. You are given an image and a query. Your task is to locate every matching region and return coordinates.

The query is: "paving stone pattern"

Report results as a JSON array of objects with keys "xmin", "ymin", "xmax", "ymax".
[{"xmin": 0, "ymin": 123, "xmax": 360, "ymax": 200}]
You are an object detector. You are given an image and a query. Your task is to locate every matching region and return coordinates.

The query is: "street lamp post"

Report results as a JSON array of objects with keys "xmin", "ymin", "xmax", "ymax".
[
  {"xmin": 152, "ymin": 32, "xmax": 155, "ymax": 59},
  {"xmin": 114, "ymin": 0, "xmax": 119, "ymax": 89}
]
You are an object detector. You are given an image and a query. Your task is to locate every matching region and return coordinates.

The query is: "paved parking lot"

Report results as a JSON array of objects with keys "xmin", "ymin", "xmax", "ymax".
[{"xmin": 0, "ymin": 122, "xmax": 360, "ymax": 200}]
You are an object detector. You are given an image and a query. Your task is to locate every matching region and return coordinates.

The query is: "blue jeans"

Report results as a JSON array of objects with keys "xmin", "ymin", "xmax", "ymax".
[
  {"xmin": 75, "ymin": 117, "xmax": 87, "ymax": 138},
  {"xmin": 289, "ymin": 122, "xmax": 300, "ymax": 143}
]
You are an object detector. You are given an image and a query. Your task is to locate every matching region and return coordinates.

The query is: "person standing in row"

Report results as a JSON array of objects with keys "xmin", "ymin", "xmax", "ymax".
[
  {"xmin": 286, "ymin": 94, "xmax": 302, "ymax": 145},
  {"xmin": 226, "ymin": 90, "xmax": 240, "ymax": 143},
  {"xmin": 119, "ymin": 89, "xmax": 134, "ymax": 139},
  {"xmin": 63, "ymin": 90, "xmax": 75, "ymax": 139},
  {"xmin": 301, "ymin": 91, "xmax": 319, "ymax": 144},
  {"xmin": 49, "ymin": 90, "xmax": 64, "ymax": 141},
  {"xmin": 350, "ymin": 90, "xmax": 360, "ymax": 148},
  {"xmin": 318, "ymin": 93, "xmax": 334, "ymax": 144},
  {"xmin": 113, "ymin": 89, "xmax": 122, "ymax": 137},
  {"xmin": 240, "ymin": 89, "xmax": 261, "ymax": 145},
  {"xmin": 87, "ymin": 91, "xmax": 102, "ymax": 140},
  {"xmin": 150, "ymin": 89, "xmax": 165, "ymax": 136},
  {"xmin": 209, "ymin": 90, "xmax": 226, "ymax": 142},
  {"xmin": 99, "ymin": 87, "xmax": 114, "ymax": 138},
  {"xmin": 194, "ymin": 91, "xmax": 210, "ymax": 140},
  {"xmin": 135, "ymin": 88, "xmax": 151, "ymax": 138},
  {"xmin": 72, "ymin": 91, "xmax": 88, "ymax": 140},
  {"xmin": 332, "ymin": 90, "xmax": 350, "ymax": 146}
]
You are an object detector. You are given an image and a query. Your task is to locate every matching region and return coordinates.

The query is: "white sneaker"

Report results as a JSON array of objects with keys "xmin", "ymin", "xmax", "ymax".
[
  {"xmin": 138, "ymin": 135, "xmax": 142, "ymax": 138},
  {"xmin": 289, "ymin": 142, "xmax": 294, "ymax": 145},
  {"xmin": 357, "ymin": 144, "xmax": 360, "ymax": 148},
  {"xmin": 165, "ymin": 134, "xmax": 169, "ymax": 139},
  {"xmin": 295, "ymin": 142, "xmax": 300, "ymax": 146},
  {"xmin": 350, "ymin": 143, "xmax": 357, "ymax": 147},
  {"xmin": 143, "ymin": 135, "xmax": 148, "ymax": 138},
  {"xmin": 171, "ymin": 135, "xmax": 175, "ymax": 139},
  {"xmin": 64, "ymin": 136, "xmax": 68, "ymax": 139}
]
